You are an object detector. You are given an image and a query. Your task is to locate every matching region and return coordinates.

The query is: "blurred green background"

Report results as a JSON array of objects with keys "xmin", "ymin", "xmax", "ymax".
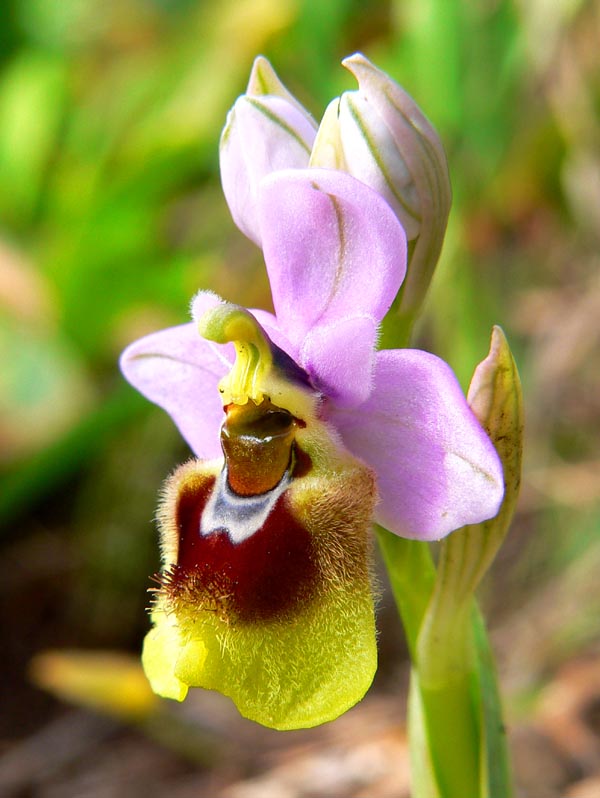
[{"xmin": 1, "ymin": 0, "xmax": 599, "ymax": 795}]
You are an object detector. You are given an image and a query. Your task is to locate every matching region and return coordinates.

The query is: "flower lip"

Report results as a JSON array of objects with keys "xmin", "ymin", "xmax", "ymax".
[{"xmin": 157, "ymin": 464, "xmax": 319, "ymax": 625}]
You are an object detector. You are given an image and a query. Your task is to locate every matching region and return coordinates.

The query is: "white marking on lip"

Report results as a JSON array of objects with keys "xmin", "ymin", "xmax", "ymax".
[{"xmin": 200, "ymin": 466, "xmax": 291, "ymax": 545}]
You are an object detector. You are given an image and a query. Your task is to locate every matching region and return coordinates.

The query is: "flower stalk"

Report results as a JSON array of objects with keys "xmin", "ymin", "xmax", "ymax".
[{"xmin": 382, "ymin": 327, "xmax": 523, "ymax": 798}]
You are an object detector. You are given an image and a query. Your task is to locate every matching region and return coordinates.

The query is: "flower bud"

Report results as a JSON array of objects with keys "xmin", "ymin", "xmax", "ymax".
[
  {"xmin": 464, "ymin": 324, "xmax": 523, "ymax": 579},
  {"xmin": 312, "ymin": 53, "xmax": 452, "ymax": 317},
  {"xmin": 220, "ymin": 56, "xmax": 317, "ymax": 246}
]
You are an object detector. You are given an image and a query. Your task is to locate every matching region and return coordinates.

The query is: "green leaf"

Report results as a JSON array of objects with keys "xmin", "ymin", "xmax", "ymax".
[
  {"xmin": 0, "ymin": 52, "xmax": 66, "ymax": 224},
  {"xmin": 473, "ymin": 606, "xmax": 513, "ymax": 798},
  {"xmin": 408, "ymin": 670, "xmax": 442, "ymax": 798}
]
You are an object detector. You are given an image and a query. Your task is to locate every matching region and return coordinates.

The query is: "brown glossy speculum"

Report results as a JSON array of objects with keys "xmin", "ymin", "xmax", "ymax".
[{"xmin": 221, "ymin": 399, "xmax": 296, "ymax": 496}]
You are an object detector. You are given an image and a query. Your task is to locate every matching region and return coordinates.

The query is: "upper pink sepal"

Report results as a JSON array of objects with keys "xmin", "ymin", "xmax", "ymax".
[{"xmin": 258, "ymin": 168, "xmax": 407, "ymax": 406}]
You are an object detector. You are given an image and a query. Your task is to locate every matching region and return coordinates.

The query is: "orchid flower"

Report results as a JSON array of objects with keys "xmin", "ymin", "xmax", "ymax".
[{"xmin": 121, "ymin": 164, "xmax": 503, "ymax": 729}]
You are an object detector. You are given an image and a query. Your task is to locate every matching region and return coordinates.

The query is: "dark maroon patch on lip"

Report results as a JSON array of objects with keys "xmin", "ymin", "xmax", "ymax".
[{"xmin": 161, "ymin": 472, "xmax": 319, "ymax": 624}]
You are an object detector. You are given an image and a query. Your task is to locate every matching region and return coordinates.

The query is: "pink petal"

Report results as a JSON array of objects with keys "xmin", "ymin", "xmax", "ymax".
[
  {"xmin": 259, "ymin": 168, "xmax": 407, "ymax": 404},
  {"xmin": 220, "ymin": 97, "xmax": 316, "ymax": 246},
  {"xmin": 120, "ymin": 322, "xmax": 231, "ymax": 460},
  {"xmin": 327, "ymin": 349, "xmax": 504, "ymax": 540},
  {"xmin": 248, "ymin": 308, "xmax": 377, "ymax": 406},
  {"xmin": 300, "ymin": 315, "xmax": 378, "ymax": 407},
  {"xmin": 259, "ymin": 169, "xmax": 407, "ymax": 343}
]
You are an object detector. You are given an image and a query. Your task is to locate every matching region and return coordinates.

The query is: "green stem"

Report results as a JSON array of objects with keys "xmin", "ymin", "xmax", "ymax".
[
  {"xmin": 420, "ymin": 673, "xmax": 481, "ymax": 795},
  {"xmin": 472, "ymin": 605, "xmax": 513, "ymax": 798},
  {"xmin": 416, "ymin": 598, "xmax": 480, "ymax": 798},
  {"xmin": 376, "ymin": 527, "xmax": 435, "ymax": 659},
  {"xmin": 378, "ymin": 526, "xmax": 511, "ymax": 798}
]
